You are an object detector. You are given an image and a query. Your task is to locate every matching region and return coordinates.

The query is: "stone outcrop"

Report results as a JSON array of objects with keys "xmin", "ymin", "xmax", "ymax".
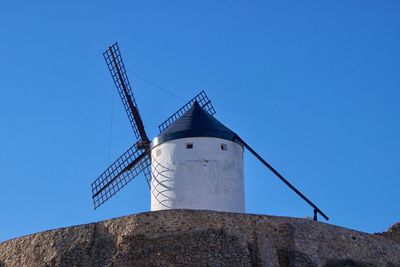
[
  {"xmin": 380, "ymin": 222, "xmax": 400, "ymax": 243},
  {"xmin": 0, "ymin": 210, "xmax": 399, "ymax": 266}
]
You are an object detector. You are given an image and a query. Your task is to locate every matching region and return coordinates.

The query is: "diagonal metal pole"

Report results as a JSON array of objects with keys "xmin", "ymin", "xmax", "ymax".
[{"xmin": 234, "ymin": 135, "xmax": 329, "ymax": 221}]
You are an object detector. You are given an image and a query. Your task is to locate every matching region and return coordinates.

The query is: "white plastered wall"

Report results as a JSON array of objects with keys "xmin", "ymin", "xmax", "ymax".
[{"xmin": 150, "ymin": 137, "xmax": 245, "ymax": 213}]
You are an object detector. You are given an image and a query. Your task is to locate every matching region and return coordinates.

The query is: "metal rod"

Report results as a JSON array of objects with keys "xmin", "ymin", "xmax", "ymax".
[{"xmin": 235, "ymin": 135, "xmax": 329, "ymax": 221}]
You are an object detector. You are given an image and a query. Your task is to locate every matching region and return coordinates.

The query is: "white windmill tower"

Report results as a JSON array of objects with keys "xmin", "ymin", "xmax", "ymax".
[
  {"xmin": 91, "ymin": 43, "xmax": 329, "ymax": 221},
  {"xmin": 150, "ymin": 101, "xmax": 244, "ymax": 212}
]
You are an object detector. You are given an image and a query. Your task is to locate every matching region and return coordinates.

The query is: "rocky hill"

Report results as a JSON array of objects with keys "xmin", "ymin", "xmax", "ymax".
[{"xmin": 0, "ymin": 210, "xmax": 399, "ymax": 266}]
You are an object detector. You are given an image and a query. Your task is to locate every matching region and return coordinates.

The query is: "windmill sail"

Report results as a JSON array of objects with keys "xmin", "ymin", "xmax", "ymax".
[
  {"xmin": 103, "ymin": 42, "xmax": 149, "ymax": 142},
  {"xmin": 91, "ymin": 43, "xmax": 152, "ymax": 209},
  {"xmin": 91, "ymin": 141, "xmax": 150, "ymax": 209},
  {"xmin": 158, "ymin": 90, "xmax": 216, "ymax": 133}
]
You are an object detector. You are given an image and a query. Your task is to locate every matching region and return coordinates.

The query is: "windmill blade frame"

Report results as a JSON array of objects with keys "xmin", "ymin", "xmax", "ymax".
[
  {"xmin": 103, "ymin": 42, "xmax": 149, "ymax": 142},
  {"xmin": 158, "ymin": 90, "xmax": 216, "ymax": 133},
  {"xmin": 91, "ymin": 141, "xmax": 150, "ymax": 209}
]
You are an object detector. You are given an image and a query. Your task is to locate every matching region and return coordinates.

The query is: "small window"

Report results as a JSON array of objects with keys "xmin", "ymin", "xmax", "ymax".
[
  {"xmin": 156, "ymin": 149, "xmax": 162, "ymax": 157},
  {"xmin": 186, "ymin": 143, "xmax": 193, "ymax": 149},
  {"xmin": 221, "ymin": 144, "xmax": 227, "ymax": 151}
]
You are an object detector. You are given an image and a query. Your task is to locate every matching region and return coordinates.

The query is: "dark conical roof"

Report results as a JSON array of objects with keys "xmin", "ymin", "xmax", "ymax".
[{"xmin": 152, "ymin": 102, "xmax": 240, "ymax": 147}]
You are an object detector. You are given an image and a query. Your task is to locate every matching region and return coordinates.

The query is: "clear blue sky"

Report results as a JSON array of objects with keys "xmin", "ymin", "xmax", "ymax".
[{"xmin": 1, "ymin": 1, "xmax": 399, "ymax": 242}]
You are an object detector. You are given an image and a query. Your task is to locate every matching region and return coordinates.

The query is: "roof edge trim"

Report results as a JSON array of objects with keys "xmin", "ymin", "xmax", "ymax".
[{"xmin": 151, "ymin": 130, "xmax": 242, "ymax": 149}]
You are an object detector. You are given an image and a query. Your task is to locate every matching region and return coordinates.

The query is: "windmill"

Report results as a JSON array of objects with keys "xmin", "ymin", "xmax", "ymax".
[{"xmin": 91, "ymin": 42, "xmax": 329, "ymax": 221}]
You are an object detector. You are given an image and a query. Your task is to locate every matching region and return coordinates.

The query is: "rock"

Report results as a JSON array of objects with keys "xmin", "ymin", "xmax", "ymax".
[
  {"xmin": 0, "ymin": 210, "xmax": 399, "ymax": 267},
  {"xmin": 380, "ymin": 222, "xmax": 400, "ymax": 243}
]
